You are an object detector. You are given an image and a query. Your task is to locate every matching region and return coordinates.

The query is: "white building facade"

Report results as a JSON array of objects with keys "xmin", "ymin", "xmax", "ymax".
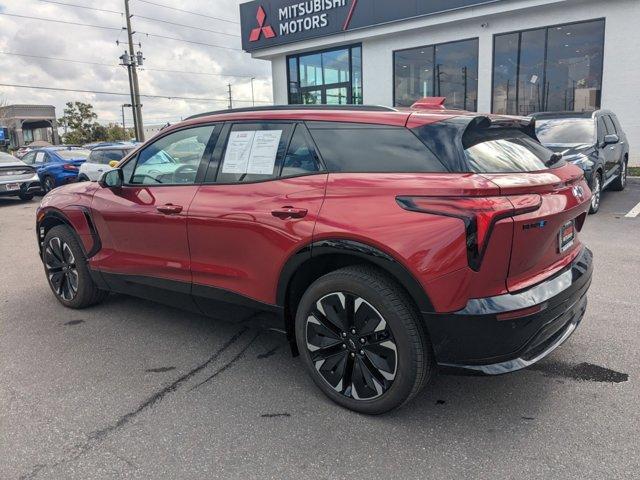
[{"xmin": 240, "ymin": 0, "xmax": 639, "ymax": 163}]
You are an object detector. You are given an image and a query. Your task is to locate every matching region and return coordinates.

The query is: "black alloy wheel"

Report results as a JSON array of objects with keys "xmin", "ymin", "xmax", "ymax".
[
  {"xmin": 43, "ymin": 176, "xmax": 56, "ymax": 193},
  {"xmin": 305, "ymin": 292, "xmax": 398, "ymax": 400},
  {"xmin": 295, "ymin": 266, "xmax": 434, "ymax": 414},
  {"xmin": 589, "ymin": 172, "xmax": 602, "ymax": 214},
  {"xmin": 44, "ymin": 236, "xmax": 79, "ymax": 301}
]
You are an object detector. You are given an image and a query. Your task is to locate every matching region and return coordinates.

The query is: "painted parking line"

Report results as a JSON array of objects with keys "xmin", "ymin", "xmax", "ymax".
[{"xmin": 625, "ymin": 200, "xmax": 640, "ymax": 218}]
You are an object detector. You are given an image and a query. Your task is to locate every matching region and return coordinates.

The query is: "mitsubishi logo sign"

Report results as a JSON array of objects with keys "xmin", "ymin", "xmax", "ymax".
[{"xmin": 249, "ymin": 6, "xmax": 276, "ymax": 42}]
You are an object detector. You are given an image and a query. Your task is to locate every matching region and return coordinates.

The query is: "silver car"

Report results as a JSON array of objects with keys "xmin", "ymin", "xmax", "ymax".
[{"xmin": 0, "ymin": 151, "xmax": 41, "ymax": 201}]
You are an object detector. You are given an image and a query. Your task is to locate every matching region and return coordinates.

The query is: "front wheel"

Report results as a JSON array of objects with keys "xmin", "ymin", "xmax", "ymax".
[
  {"xmin": 589, "ymin": 171, "xmax": 602, "ymax": 214},
  {"xmin": 610, "ymin": 160, "xmax": 627, "ymax": 191},
  {"xmin": 42, "ymin": 225, "xmax": 108, "ymax": 308},
  {"xmin": 295, "ymin": 265, "xmax": 434, "ymax": 414}
]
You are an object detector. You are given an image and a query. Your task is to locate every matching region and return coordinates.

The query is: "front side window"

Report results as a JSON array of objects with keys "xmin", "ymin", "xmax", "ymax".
[
  {"xmin": 464, "ymin": 129, "xmax": 555, "ymax": 173},
  {"xmin": 308, "ymin": 123, "xmax": 446, "ymax": 173},
  {"xmin": 493, "ymin": 19, "xmax": 605, "ymax": 115},
  {"xmin": 288, "ymin": 45, "xmax": 363, "ymax": 105},
  {"xmin": 535, "ymin": 118, "xmax": 596, "ymax": 145},
  {"xmin": 128, "ymin": 125, "xmax": 215, "ymax": 185},
  {"xmin": 215, "ymin": 123, "xmax": 292, "ymax": 183},
  {"xmin": 394, "ymin": 39, "xmax": 479, "ymax": 110}
]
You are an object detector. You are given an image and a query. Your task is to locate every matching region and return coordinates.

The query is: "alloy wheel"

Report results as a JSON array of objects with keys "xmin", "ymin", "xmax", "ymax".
[
  {"xmin": 44, "ymin": 177, "xmax": 55, "ymax": 193},
  {"xmin": 44, "ymin": 237, "xmax": 79, "ymax": 301},
  {"xmin": 591, "ymin": 175, "xmax": 601, "ymax": 211},
  {"xmin": 305, "ymin": 292, "xmax": 398, "ymax": 400}
]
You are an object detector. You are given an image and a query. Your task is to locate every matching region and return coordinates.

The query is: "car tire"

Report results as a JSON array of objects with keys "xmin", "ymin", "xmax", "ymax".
[
  {"xmin": 43, "ymin": 176, "xmax": 56, "ymax": 193},
  {"xmin": 42, "ymin": 225, "xmax": 108, "ymax": 309},
  {"xmin": 589, "ymin": 171, "xmax": 602, "ymax": 214},
  {"xmin": 610, "ymin": 159, "xmax": 628, "ymax": 191},
  {"xmin": 19, "ymin": 193, "xmax": 34, "ymax": 201},
  {"xmin": 295, "ymin": 265, "xmax": 434, "ymax": 414}
]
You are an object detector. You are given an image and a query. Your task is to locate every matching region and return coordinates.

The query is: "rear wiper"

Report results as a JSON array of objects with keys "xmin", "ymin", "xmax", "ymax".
[{"xmin": 545, "ymin": 152, "xmax": 563, "ymax": 167}]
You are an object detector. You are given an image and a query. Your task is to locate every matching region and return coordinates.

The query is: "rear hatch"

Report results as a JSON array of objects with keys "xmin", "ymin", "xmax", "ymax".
[{"xmin": 412, "ymin": 114, "xmax": 591, "ymax": 293}]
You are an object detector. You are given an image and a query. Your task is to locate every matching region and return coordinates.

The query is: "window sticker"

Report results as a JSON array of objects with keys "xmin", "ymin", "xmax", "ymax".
[
  {"xmin": 221, "ymin": 131, "xmax": 256, "ymax": 174},
  {"xmin": 221, "ymin": 129, "xmax": 283, "ymax": 176},
  {"xmin": 247, "ymin": 130, "xmax": 282, "ymax": 175}
]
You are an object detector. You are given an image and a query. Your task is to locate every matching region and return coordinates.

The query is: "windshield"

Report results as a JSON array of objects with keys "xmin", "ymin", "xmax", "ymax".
[
  {"xmin": 56, "ymin": 149, "xmax": 91, "ymax": 160},
  {"xmin": 0, "ymin": 152, "xmax": 18, "ymax": 164},
  {"xmin": 535, "ymin": 118, "xmax": 596, "ymax": 145}
]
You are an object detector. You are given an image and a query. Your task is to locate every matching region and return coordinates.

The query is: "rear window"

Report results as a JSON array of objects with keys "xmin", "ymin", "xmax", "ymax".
[
  {"xmin": 56, "ymin": 149, "xmax": 91, "ymax": 160},
  {"xmin": 463, "ymin": 129, "xmax": 556, "ymax": 173},
  {"xmin": 0, "ymin": 152, "xmax": 17, "ymax": 164},
  {"xmin": 535, "ymin": 118, "xmax": 595, "ymax": 145},
  {"xmin": 308, "ymin": 123, "xmax": 446, "ymax": 173}
]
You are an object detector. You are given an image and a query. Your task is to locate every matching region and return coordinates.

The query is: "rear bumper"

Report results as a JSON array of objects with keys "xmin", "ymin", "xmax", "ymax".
[
  {"xmin": 423, "ymin": 247, "xmax": 593, "ymax": 373},
  {"xmin": 0, "ymin": 175, "xmax": 42, "ymax": 196}
]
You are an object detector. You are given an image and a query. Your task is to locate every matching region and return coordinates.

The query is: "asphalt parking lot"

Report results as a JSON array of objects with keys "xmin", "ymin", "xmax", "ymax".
[{"xmin": 1, "ymin": 181, "xmax": 639, "ymax": 480}]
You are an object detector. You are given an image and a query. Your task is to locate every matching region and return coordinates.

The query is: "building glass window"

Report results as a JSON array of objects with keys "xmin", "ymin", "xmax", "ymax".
[
  {"xmin": 287, "ymin": 45, "xmax": 363, "ymax": 105},
  {"xmin": 394, "ymin": 39, "xmax": 479, "ymax": 110},
  {"xmin": 492, "ymin": 19, "xmax": 605, "ymax": 115}
]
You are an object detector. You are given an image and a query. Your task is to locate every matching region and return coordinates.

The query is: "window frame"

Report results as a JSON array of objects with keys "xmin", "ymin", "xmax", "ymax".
[
  {"xmin": 392, "ymin": 37, "xmax": 480, "ymax": 110},
  {"xmin": 286, "ymin": 43, "xmax": 363, "ymax": 106},
  {"xmin": 119, "ymin": 123, "xmax": 221, "ymax": 187},
  {"xmin": 491, "ymin": 18, "xmax": 606, "ymax": 115}
]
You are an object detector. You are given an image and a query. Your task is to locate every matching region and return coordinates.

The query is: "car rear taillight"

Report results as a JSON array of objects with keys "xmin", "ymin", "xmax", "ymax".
[
  {"xmin": 63, "ymin": 164, "xmax": 79, "ymax": 171},
  {"xmin": 396, "ymin": 195, "xmax": 542, "ymax": 271}
]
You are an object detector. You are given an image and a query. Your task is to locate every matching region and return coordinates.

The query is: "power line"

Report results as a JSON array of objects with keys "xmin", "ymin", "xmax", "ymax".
[
  {"xmin": 37, "ymin": 0, "xmax": 123, "ymax": 15},
  {"xmin": 134, "ymin": 0, "xmax": 239, "ymax": 24},
  {"xmin": 0, "ymin": 82, "xmax": 270, "ymax": 104},
  {"xmin": 0, "ymin": 12, "xmax": 123, "ymax": 31},
  {"xmin": 133, "ymin": 15, "xmax": 239, "ymax": 37},
  {"xmin": 0, "ymin": 51, "xmax": 260, "ymax": 78},
  {"xmin": 135, "ymin": 31, "xmax": 241, "ymax": 51}
]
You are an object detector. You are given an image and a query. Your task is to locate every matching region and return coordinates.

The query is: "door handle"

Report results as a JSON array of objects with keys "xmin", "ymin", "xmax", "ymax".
[
  {"xmin": 271, "ymin": 206, "xmax": 308, "ymax": 219},
  {"xmin": 157, "ymin": 204, "xmax": 183, "ymax": 215}
]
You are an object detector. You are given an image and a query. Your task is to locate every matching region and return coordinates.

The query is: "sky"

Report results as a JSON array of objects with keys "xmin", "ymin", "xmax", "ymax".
[{"xmin": 0, "ymin": 0, "xmax": 272, "ymax": 127}]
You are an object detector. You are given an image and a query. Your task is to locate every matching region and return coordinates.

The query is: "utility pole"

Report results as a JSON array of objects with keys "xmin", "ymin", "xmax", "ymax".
[
  {"xmin": 227, "ymin": 84, "xmax": 233, "ymax": 110},
  {"xmin": 122, "ymin": 104, "xmax": 131, "ymax": 141},
  {"xmin": 123, "ymin": 0, "xmax": 144, "ymax": 141}
]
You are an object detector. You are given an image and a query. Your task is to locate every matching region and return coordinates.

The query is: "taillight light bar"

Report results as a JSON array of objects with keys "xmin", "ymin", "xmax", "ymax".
[
  {"xmin": 396, "ymin": 194, "xmax": 542, "ymax": 271},
  {"xmin": 63, "ymin": 163, "xmax": 79, "ymax": 171}
]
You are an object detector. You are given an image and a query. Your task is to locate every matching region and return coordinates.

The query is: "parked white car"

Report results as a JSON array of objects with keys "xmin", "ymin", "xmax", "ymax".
[{"xmin": 78, "ymin": 144, "xmax": 136, "ymax": 181}]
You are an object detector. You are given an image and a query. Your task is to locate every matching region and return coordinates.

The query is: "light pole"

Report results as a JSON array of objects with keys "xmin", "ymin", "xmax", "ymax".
[
  {"xmin": 122, "ymin": 104, "xmax": 132, "ymax": 140},
  {"xmin": 250, "ymin": 77, "xmax": 255, "ymax": 107},
  {"xmin": 120, "ymin": 0, "xmax": 145, "ymax": 141}
]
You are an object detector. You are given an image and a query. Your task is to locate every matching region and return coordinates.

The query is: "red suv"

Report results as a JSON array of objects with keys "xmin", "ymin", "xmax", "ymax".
[{"xmin": 36, "ymin": 102, "xmax": 593, "ymax": 413}]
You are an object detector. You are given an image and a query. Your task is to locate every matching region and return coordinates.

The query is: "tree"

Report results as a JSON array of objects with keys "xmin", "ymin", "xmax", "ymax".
[{"xmin": 58, "ymin": 101, "xmax": 99, "ymax": 144}]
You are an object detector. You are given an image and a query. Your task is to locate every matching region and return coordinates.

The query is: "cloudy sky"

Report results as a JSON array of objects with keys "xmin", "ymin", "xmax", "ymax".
[{"xmin": 0, "ymin": 0, "xmax": 272, "ymax": 127}]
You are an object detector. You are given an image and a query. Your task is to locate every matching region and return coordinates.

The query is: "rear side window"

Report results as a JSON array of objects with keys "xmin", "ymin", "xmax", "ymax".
[
  {"xmin": 308, "ymin": 123, "xmax": 446, "ymax": 173},
  {"xmin": 463, "ymin": 129, "xmax": 555, "ymax": 173},
  {"xmin": 100, "ymin": 149, "xmax": 126, "ymax": 164}
]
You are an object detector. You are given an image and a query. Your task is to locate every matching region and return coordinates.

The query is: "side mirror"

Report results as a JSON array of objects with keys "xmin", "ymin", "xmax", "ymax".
[
  {"xmin": 603, "ymin": 133, "xmax": 619, "ymax": 146},
  {"xmin": 109, "ymin": 160, "xmax": 119, "ymax": 168},
  {"xmin": 99, "ymin": 169, "xmax": 123, "ymax": 188}
]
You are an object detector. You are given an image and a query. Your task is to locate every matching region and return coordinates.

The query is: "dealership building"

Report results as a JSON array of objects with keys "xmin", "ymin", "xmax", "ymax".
[{"xmin": 240, "ymin": 0, "xmax": 639, "ymax": 164}]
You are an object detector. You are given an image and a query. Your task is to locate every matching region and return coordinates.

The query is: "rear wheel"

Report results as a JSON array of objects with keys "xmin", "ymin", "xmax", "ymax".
[
  {"xmin": 19, "ymin": 193, "xmax": 34, "ymax": 201},
  {"xmin": 43, "ymin": 225, "xmax": 108, "ymax": 308},
  {"xmin": 610, "ymin": 159, "xmax": 627, "ymax": 191},
  {"xmin": 43, "ymin": 176, "xmax": 56, "ymax": 193},
  {"xmin": 295, "ymin": 265, "xmax": 434, "ymax": 414},
  {"xmin": 589, "ymin": 171, "xmax": 602, "ymax": 214}
]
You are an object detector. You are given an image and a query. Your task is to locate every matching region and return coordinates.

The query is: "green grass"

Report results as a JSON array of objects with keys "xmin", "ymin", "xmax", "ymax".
[{"xmin": 629, "ymin": 166, "xmax": 640, "ymax": 177}]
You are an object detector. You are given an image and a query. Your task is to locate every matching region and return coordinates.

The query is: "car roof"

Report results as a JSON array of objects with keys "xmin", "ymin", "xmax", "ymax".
[{"xmin": 92, "ymin": 144, "xmax": 135, "ymax": 151}]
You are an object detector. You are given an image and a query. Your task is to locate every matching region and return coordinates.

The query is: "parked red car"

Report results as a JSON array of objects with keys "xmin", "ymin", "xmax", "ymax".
[{"xmin": 36, "ymin": 101, "xmax": 593, "ymax": 413}]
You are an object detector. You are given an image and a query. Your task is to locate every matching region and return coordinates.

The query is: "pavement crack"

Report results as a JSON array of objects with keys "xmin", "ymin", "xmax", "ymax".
[
  {"xmin": 19, "ymin": 327, "xmax": 249, "ymax": 479},
  {"xmin": 190, "ymin": 331, "xmax": 260, "ymax": 391}
]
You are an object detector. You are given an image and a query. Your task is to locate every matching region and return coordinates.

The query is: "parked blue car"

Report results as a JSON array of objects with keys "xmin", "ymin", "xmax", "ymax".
[{"xmin": 20, "ymin": 147, "xmax": 91, "ymax": 192}]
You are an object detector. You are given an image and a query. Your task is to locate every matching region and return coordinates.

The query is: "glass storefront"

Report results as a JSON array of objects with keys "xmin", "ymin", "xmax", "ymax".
[
  {"xmin": 492, "ymin": 19, "xmax": 605, "ymax": 115},
  {"xmin": 393, "ymin": 39, "xmax": 479, "ymax": 110},
  {"xmin": 287, "ymin": 45, "xmax": 363, "ymax": 105}
]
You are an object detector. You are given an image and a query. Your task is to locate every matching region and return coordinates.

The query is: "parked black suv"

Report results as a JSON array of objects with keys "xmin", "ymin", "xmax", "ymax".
[{"xmin": 532, "ymin": 110, "xmax": 629, "ymax": 213}]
